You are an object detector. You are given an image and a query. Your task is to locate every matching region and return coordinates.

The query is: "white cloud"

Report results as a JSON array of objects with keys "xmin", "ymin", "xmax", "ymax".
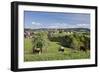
[
  {"xmin": 76, "ymin": 24, "xmax": 90, "ymax": 28},
  {"xmin": 30, "ymin": 21, "xmax": 90, "ymax": 29},
  {"xmin": 46, "ymin": 23, "xmax": 69, "ymax": 28},
  {"xmin": 32, "ymin": 21, "xmax": 42, "ymax": 25},
  {"xmin": 31, "ymin": 21, "xmax": 36, "ymax": 24}
]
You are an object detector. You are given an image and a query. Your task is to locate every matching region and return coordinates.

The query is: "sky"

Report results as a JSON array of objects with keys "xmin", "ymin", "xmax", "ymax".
[{"xmin": 24, "ymin": 11, "xmax": 90, "ymax": 29}]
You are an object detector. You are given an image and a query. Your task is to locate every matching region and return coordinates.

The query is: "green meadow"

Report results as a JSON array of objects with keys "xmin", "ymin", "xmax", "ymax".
[{"xmin": 24, "ymin": 30, "xmax": 90, "ymax": 62}]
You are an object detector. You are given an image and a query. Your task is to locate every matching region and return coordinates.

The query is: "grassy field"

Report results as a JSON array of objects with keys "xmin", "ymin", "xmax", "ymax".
[{"xmin": 24, "ymin": 35, "xmax": 90, "ymax": 62}]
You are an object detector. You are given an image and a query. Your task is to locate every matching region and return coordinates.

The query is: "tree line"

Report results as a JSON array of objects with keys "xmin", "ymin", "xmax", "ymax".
[{"xmin": 48, "ymin": 31, "xmax": 90, "ymax": 50}]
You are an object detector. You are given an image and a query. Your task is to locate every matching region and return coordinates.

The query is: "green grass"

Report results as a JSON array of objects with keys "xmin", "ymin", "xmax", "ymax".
[
  {"xmin": 24, "ymin": 37, "xmax": 90, "ymax": 62},
  {"xmin": 24, "ymin": 51, "xmax": 90, "ymax": 61},
  {"xmin": 24, "ymin": 39, "xmax": 33, "ymax": 54}
]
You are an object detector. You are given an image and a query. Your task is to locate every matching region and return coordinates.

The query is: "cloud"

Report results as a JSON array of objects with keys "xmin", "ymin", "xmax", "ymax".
[
  {"xmin": 31, "ymin": 21, "xmax": 36, "ymax": 24},
  {"xmin": 32, "ymin": 21, "xmax": 42, "ymax": 25},
  {"xmin": 76, "ymin": 24, "xmax": 90, "ymax": 28},
  {"xmin": 29, "ymin": 21, "xmax": 90, "ymax": 29},
  {"xmin": 44, "ymin": 23, "xmax": 71, "ymax": 29}
]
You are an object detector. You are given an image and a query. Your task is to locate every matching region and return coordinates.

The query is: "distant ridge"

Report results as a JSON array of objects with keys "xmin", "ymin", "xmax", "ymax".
[{"xmin": 24, "ymin": 28, "xmax": 90, "ymax": 32}]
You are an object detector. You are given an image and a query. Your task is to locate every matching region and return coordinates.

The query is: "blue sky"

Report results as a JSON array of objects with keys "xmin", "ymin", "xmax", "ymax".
[{"xmin": 24, "ymin": 11, "xmax": 90, "ymax": 29}]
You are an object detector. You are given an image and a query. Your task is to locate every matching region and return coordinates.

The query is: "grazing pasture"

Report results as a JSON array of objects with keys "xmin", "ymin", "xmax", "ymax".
[{"xmin": 24, "ymin": 30, "xmax": 90, "ymax": 62}]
